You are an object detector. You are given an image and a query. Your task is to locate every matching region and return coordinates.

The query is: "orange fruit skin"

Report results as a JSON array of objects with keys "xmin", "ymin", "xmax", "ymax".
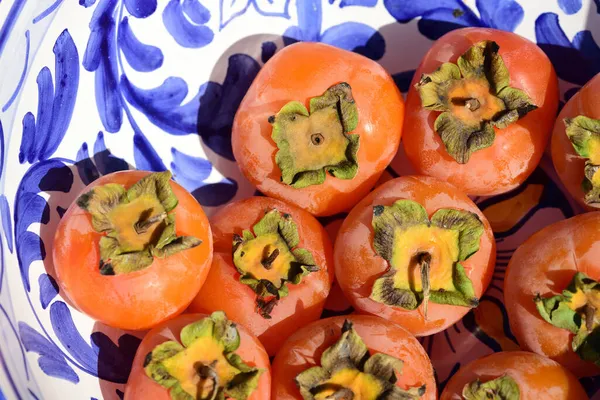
[
  {"xmin": 271, "ymin": 315, "xmax": 436, "ymax": 400},
  {"xmin": 403, "ymin": 27, "xmax": 559, "ymax": 196},
  {"xmin": 505, "ymin": 212, "xmax": 600, "ymax": 377},
  {"xmin": 232, "ymin": 41, "xmax": 405, "ymax": 217},
  {"xmin": 124, "ymin": 313, "xmax": 271, "ymax": 400},
  {"xmin": 441, "ymin": 351, "xmax": 588, "ymax": 400},
  {"xmin": 53, "ymin": 170, "xmax": 213, "ymax": 331},
  {"xmin": 551, "ymin": 72, "xmax": 600, "ymax": 211},
  {"xmin": 334, "ymin": 175, "xmax": 496, "ymax": 336},
  {"xmin": 188, "ymin": 196, "xmax": 334, "ymax": 356}
]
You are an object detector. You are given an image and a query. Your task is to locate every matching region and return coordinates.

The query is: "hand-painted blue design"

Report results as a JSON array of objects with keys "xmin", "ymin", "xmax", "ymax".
[
  {"xmin": 183, "ymin": 0, "xmax": 211, "ymax": 24},
  {"xmin": 80, "ymin": 0, "xmax": 97, "ymax": 7},
  {"xmin": 580, "ymin": 375, "xmax": 600, "ymax": 398},
  {"xmin": 0, "ymin": 120, "xmax": 4, "ymax": 181},
  {"xmin": 83, "ymin": 0, "xmax": 122, "ymax": 133},
  {"xmin": 14, "ymin": 160, "xmax": 73, "ymax": 290},
  {"xmin": 133, "ymin": 132, "xmax": 167, "ymax": 172},
  {"xmin": 329, "ymin": 0, "xmax": 377, "ymax": 7},
  {"xmin": 91, "ymin": 332, "xmax": 141, "ymax": 383},
  {"xmin": 170, "ymin": 148, "xmax": 238, "ymax": 206},
  {"xmin": 162, "ymin": 0, "xmax": 213, "ymax": 48},
  {"xmin": 19, "ymin": 30, "xmax": 79, "ymax": 164},
  {"xmin": 76, "ymin": 132, "xmax": 130, "ymax": 186},
  {"xmin": 261, "ymin": 41, "xmax": 276, "ymax": 63},
  {"xmin": 116, "ymin": 389, "xmax": 125, "ymax": 400},
  {"xmin": 33, "ymin": 0, "xmax": 65, "ymax": 24},
  {"xmin": 18, "ymin": 322, "xmax": 79, "ymax": 383},
  {"xmin": 462, "ymin": 295, "xmax": 518, "ymax": 351},
  {"xmin": 0, "ymin": 195, "xmax": 13, "ymax": 253},
  {"xmin": 384, "ymin": 0, "xmax": 524, "ymax": 40},
  {"xmin": 38, "ymin": 274, "xmax": 59, "ymax": 310},
  {"xmin": 197, "ymin": 54, "xmax": 261, "ymax": 161},
  {"xmin": 57, "ymin": 206, "xmax": 67, "ymax": 219},
  {"xmin": 595, "ymin": 0, "xmax": 600, "ymax": 13},
  {"xmin": 2, "ymin": 30, "xmax": 29, "ymax": 112},
  {"xmin": 219, "ymin": 0, "xmax": 291, "ymax": 30},
  {"xmin": 124, "ymin": 0, "xmax": 157, "ymax": 18},
  {"xmin": 0, "ymin": 0, "xmax": 27, "ymax": 57},
  {"xmin": 283, "ymin": 0, "xmax": 385, "ymax": 60},
  {"xmin": 535, "ymin": 13, "xmax": 600, "ymax": 86},
  {"xmin": 118, "ymin": 17, "xmax": 163, "ymax": 72},
  {"xmin": 558, "ymin": 0, "xmax": 582, "ymax": 15},
  {"xmin": 392, "ymin": 69, "xmax": 415, "ymax": 93}
]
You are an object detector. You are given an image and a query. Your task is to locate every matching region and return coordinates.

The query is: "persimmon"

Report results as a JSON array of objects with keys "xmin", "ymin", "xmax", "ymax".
[
  {"xmin": 271, "ymin": 315, "xmax": 436, "ymax": 399},
  {"xmin": 53, "ymin": 170, "xmax": 213, "ymax": 330},
  {"xmin": 440, "ymin": 351, "xmax": 588, "ymax": 400},
  {"xmin": 124, "ymin": 312, "xmax": 271, "ymax": 400},
  {"xmin": 334, "ymin": 175, "xmax": 496, "ymax": 336},
  {"xmin": 552, "ymin": 72, "xmax": 600, "ymax": 209},
  {"xmin": 504, "ymin": 212, "xmax": 600, "ymax": 377},
  {"xmin": 232, "ymin": 41, "xmax": 404, "ymax": 217},
  {"xmin": 403, "ymin": 27, "xmax": 559, "ymax": 196},
  {"xmin": 188, "ymin": 196, "xmax": 334, "ymax": 356}
]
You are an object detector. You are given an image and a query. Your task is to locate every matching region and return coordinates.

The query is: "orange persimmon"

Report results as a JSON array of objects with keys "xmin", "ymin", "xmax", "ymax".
[
  {"xmin": 53, "ymin": 170, "xmax": 213, "ymax": 330},
  {"xmin": 232, "ymin": 41, "xmax": 404, "ymax": 217},
  {"xmin": 334, "ymin": 175, "xmax": 496, "ymax": 336}
]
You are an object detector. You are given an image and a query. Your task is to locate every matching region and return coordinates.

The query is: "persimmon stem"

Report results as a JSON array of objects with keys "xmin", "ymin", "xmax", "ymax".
[
  {"xmin": 134, "ymin": 212, "xmax": 167, "ymax": 234},
  {"xmin": 196, "ymin": 361, "xmax": 219, "ymax": 400},
  {"xmin": 465, "ymin": 98, "xmax": 480, "ymax": 111},
  {"xmin": 585, "ymin": 304, "xmax": 596, "ymax": 332},
  {"xmin": 420, "ymin": 253, "xmax": 432, "ymax": 320},
  {"xmin": 326, "ymin": 388, "xmax": 354, "ymax": 399},
  {"xmin": 261, "ymin": 248, "xmax": 280, "ymax": 270}
]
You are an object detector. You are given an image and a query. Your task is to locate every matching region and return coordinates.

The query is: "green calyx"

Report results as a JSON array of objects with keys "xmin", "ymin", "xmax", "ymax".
[
  {"xmin": 76, "ymin": 171, "xmax": 202, "ymax": 275},
  {"xmin": 144, "ymin": 311, "xmax": 263, "ymax": 400},
  {"xmin": 370, "ymin": 200, "xmax": 483, "ymax": 315},
  {"xmin": 295, "ymin": 320, "xmax": 426, "ymax": 400},
  {"xmin": 535, "ymin": 272, "xmax": 600, "ymax": 365},
  {"xmin": 270, "ymin": 82, "xmax": 360, "ymax": 189},
  {"xmin": 415, "ymin": 40, "xmax": 537, "ymax": 164},
  {"xmin": 462, "ymin": 375, "xmax": 520, "ymax": 400},
  {"xmin": 232, "ymin": 209, "xmax": 319, "ymax": 319},
  {"xmin": 564, "ymin": 115, "xmax": 600, "ymax": 207}
]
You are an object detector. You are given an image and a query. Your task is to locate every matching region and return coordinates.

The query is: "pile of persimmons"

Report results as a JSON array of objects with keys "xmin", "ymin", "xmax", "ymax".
[{"xmin": 52, "ymin": 27, "xmax": 600, "ymax": 400}]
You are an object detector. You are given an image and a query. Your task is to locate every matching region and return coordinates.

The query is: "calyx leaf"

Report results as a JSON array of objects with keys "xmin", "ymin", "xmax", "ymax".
[
  {"xmin": 295, "ymin": 320, "xmax": 426, "ymax": 400},
  {"xmin": 415, "ymin": 40, "xmax": 537, "ymax": 164},
  {"xmin": 564, "ymin": 115, "xmax": 600, "ymax": 207},
  {"xmin": 535, "ymin": 272, "xmax": 600, "ymax": 365},
  {"xmin": 462, "ymin": 375, "xmax": 520, "ymax": 400},
  {"xmin": 76, "ymin": 171, "xmax": 202, "ymax": 275},
  {"xmin": 370, "ymin": 200, "xmax": 482, "ymax": 311},
  {"xmin": 232, "ymin": 209, "xmax": 319, "ymax": 319},
  {"xmin": 144, "ymin": 311, "xmax": 263, "ymax": 400},
  {"xmin": 271, "ymin": 82, "xmax": 360, "ymax": 188}
]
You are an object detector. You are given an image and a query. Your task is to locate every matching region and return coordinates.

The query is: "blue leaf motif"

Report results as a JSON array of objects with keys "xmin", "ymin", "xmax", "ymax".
[
  {"xmin": 83, "ymin": 0, "xmax": 122, "ymax": 133},
  {"xmin": 193, "ymin": 179, "xmax": 238, "ymax": 207},
  {"xmin": 118, "ymin": 17, "xmax": 163, "ymax": 72},
  {"xmin": 171, "ymin": 148, "xmax": 212, "ymax": 187},
  {"xmin": 183, "ymin": 0, "xmax": 210, "ymax": 24},
  {"xmin": 93, "ymin": 132, "xmax": 130, "ymax": 175},
  {"xmin": 220, "ymin": 0, "xmax": 291, "ymax": 30},
  {"xmin": 124, "ymin": 0, "xmax": 157, "ymax": 18},
  {"xmin": 80, "ymin": 0, "xmax": 97, "ymax": 7},
  {"xmin": 18, "ymin": 30, "xmax": 79, "ymax": 164},
  {"xmin": 595, "ymin": 0, "xmax": 600, "ymax": 13},
  {"xmin": 558, "ymin": 0, "xmax": 582, "ymax": 15},
  {"xmin": 535, "ymin": 13, "xmax": 600, "ymax": 85},
  {"xmin": 18, "ymin": 322, "xmax": 79, "ymax": 383},
  {"xmin": 76, "ymin": 142, "xmax": 100, "ymax": 186},
  {"xmin": 476, "ymin": 0, "xmax": 523, "ymax": 32},
  {"xmin": 163, "ymin": 0, "xmax": 213, "ymax": 49},
  {"xmin": 392, "ymin": 69, "xmax": 415, "ymax": 93},
  {"xmin": 16, "ymin": 231, "xmax": 46, "ymax": 292},
  {"xmin": 39, "ymin": 273, "xmax": 59, "ymax": 309},
  {"xmin": 330, "ymin": 0, "xmax": 377, "ymax": 7},
  {"xmin": 0, "ymin": 195, "xmax": 13, "ymax": 253},
  {"xmin": 261, "ymin": 41, "xmax": 276, "ymax": 63},
  {"xmin": 133, "ymin": 132, "xmax": 167, "ymax": 172},
  {"xmin": 91, "ymin": 332, "xmax": 141, "ymax": 383},
  {"xmin": 197, "ymin": 54, "xmax": 261, "ymax": 161}
]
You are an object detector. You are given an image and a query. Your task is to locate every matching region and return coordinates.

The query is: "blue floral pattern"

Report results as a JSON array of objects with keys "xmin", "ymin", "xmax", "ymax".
[{"xmin": 0, "ymin": 0, "xmax": 599, "ymax": 399}]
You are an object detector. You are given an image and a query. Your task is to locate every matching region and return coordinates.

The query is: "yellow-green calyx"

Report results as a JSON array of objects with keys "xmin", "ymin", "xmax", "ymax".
[
  {"xmin": 462, "ymin": 375, "xmax": 520, "ymax": 400},
  {"xmin": 295, "ymin": 320, "xmax": 426, "ymax": 400},
  {"xmin": 535, "ymin": 272, "xmax": 600, "ymax": 365},
  {"xmin": 232, "ymin": 209, "xmax": 319, "ymax": 319},
  {"xmin": 370, "ymin": 200, "xmax": 483, "ymax": 316},
  {"xmin": 143, "ymin": 311, "xmax": 263, "ymax": 400},
  {"xmin": 415, "ymin": 40, "xmax": 537, "ymax": 164},
  {"xmin": 270, "ymin": 82, "xmax": 360, "ymax": 188},
  {"xmin": 76, "ymin": 171, "xmax": 201, "ymax": 275},
  {"xmin": 564, "ymin": 115, "xmax": 600, "ymax": 207}
]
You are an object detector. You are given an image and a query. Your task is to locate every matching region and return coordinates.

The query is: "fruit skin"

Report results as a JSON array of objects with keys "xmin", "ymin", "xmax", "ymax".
[
  {"xmin": 440, "ymin": 351, "xmax": 588, "ymax": 400},
  {"xmin": 552, "ymin": 72, "xmax": 600, "ymax": 210},
  {"xmin": 124, "ymin": 313, "xmax": 271, "ymax": 400},
  {"xmin": 504, "ymin": 212, "xmax": 600, "ymax": 377},
  {"xmin": 188, "ymin": 196, "xmax": 334, "ymax": 356},
  {"xmin": 403, "ymin": 27, "xmax": 559, "ymax": 196},
  {"xmin": 334, "ymin": 175, "xmax": 496, "ymax": 336},
  {"xmin": 53, "ymin": 170, "xmax": 213, "ymax": 331},
  {"xmin": 271, "ymin": 315, "xmax": 436, "ymax": 400},
  {"xmin": 232, "ymin": 41, "xmax": 404, "ymax": 217}
]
